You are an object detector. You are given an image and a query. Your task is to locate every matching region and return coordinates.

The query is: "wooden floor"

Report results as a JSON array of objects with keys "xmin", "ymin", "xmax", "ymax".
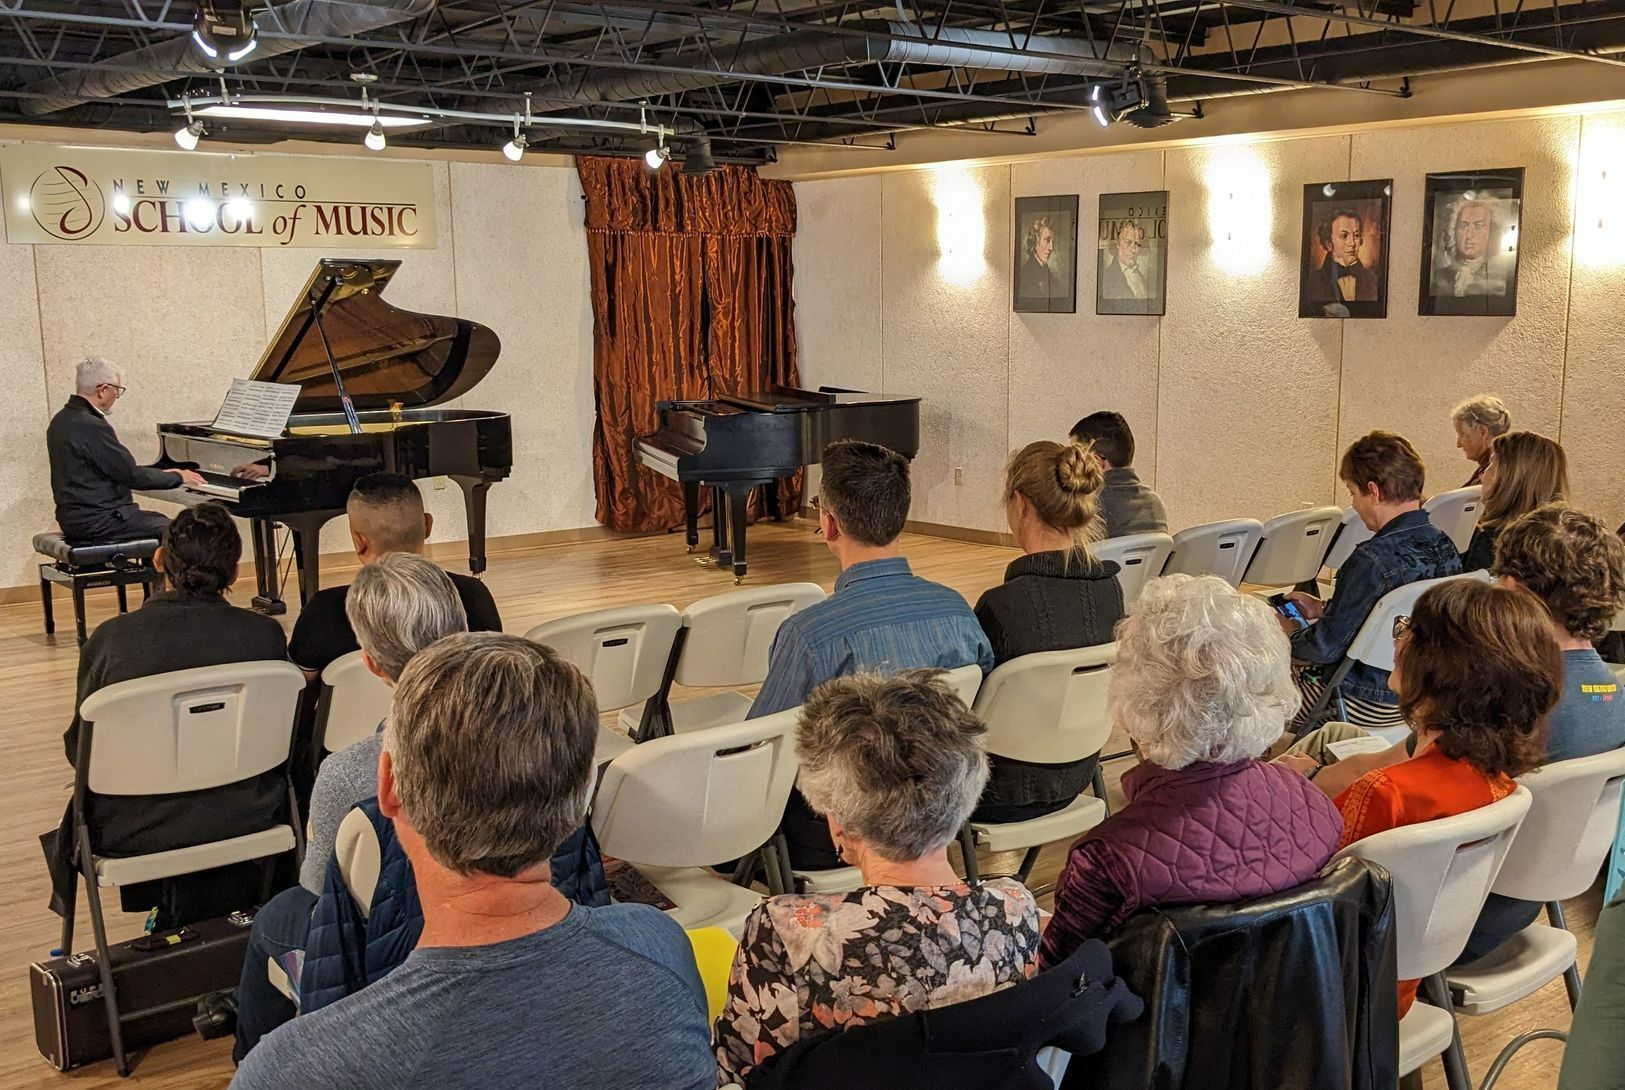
[{"xmin": 0, "ymin": 521, "xmax": 1583, "ymax": 1088}]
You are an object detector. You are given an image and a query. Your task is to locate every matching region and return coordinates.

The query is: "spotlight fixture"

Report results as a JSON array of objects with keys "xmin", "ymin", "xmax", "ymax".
[
  {"xmin": 191, "ymin": 1, "xmax": 258, "ymax": 64},
  {"xmin": 502, "ymin": 133, "xmax": 527, "ymax": 162},
  {"xmin": 174, "ymin": 118, "xmax": 205, "ymax": 150},
  {"xmin": 1089, "ymin": 68, "xmax": 1152, "ymax": 128},
  {"xmin": 353, "ymin": 73, "xmax": 386, "ymax": 151},
  {"xmin": 1090, "ymin": 84, "xmax": 1109, "ymax": 128},
  {"xmin": 682, "ymin": 134, "xmax": 716, "ymax": 176},
  {"xmin": 644, "ymin": 140, "xmax": 671, "ymax": 170},
  {"xmin": 364, "ymin": 119, "xmax": 387, "ymax": 151}
]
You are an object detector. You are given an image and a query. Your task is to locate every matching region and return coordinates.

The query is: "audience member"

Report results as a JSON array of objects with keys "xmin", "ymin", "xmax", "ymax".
[
  {"xmin": 231, "ymin": 634, "xmax": 713, "ymax": 1090},
  {"xmin": 751, "ymin": 440, "xmax": 993, "ymax": 869},
  {"xmin": 1460, "ymin": 430, "xmax": 1569, "ymax": 571},
  {"xmin": 1283, "ymin": 431, "xmax": 1460, "ymax": 732},
  {"xmin": 1451, "ymin": 394, "xmax": 1512, "ymax": 487},
  {"xmin": 1040, "ymin": 576, "xmax": 1342, "ymax": 968},
  {"xmin": 1069, "ymin": 411, "xmax": 1168, "ymax": 538},
  {"xmin": 715, "ymin": 671, "xmax": 1040, "ymax": 1085},
  {"xmin": 1330, "ymin": 579, "xmax": 1558, "ymax": 1018},
  {"xmin": 43, "ymin": 503, "xmax": 289, "ymax": 928},
  {"xmin": 973, "ymin": 439, "xmax": 1122, "ymax": 822},
  {"xmin": 288, "ymin": 472, "xmax": 501, "ymax": 680}
]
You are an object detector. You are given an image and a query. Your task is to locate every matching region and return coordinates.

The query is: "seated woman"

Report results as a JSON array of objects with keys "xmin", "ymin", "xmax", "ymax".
[
  {"xmin": 713, "ymin": 670, "xmax": 1040, "ymax": 1085},
  {"xmin": 1459, "ymin": 430, "xmax": 1569, "ymax": 571},
  {"xmin": 44, "ymin": 502, "xmax": 290, "ymax": 928},
  {"xmin": 1332, "ymin": 578, "xmax": 1558, "ymax": 1016},
  {"xmin": 1283, "ymin": 431, "xmax": 1460, "ymax": 732},
  {"xmin": 1450, "ymin": 394, "xmax": 1512, "ymax": 487},
  {"xmin": 1040, "ymin": 575, "xmax": 1343, "ymax": 969},
  {"xmin": 973, "ymin": 439, "xmax": 1122, "ymax": 822}
]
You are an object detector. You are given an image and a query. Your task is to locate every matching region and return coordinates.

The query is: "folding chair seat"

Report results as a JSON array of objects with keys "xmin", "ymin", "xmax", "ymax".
[
  {"xmin": 1423, "ymin": 487, "xmax": 1484, "ymax": 554},
  {"xmin": 1090, "ymin": 533, "xmax": 1173, "ymax": 606},
  {"xmin": 314, "ymin": 650, "xmax": 394, "ymax": 755},
  {"xmin": 1160, "ymin": 519, "xmax": 1263, "ymax": 587},
  {"xmin": 1241, "ymin": 506, "xmax": 1343, "ymax": 589}
]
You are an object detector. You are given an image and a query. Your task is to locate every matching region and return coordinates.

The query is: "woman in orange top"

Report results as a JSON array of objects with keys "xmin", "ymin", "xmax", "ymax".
[{"xmin": 1335, "ymin": 578, "xmax": 1560, "ymax": 1016}]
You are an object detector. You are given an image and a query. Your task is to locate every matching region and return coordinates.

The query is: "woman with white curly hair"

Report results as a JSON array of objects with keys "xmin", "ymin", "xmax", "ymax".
[{"xmin": 1039, "ymin": 575, "xmax": 1345, "ymax": 969}]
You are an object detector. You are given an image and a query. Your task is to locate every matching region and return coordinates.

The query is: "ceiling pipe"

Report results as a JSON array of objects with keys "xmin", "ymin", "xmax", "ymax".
[{"xmin": 18, "ymin": 0, "xmax": 437, "ymax": 117}]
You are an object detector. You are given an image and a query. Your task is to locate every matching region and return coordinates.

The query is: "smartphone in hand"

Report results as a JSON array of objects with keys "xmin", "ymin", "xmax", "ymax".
[{"xmin": 1268, "ymin": 593, "xmax": 1311, "ymax": 631}]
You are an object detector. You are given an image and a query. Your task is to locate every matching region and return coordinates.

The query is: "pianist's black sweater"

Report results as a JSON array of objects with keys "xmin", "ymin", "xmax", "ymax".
[{"xmin": 46, "ymin": 394, "xmax": 181, "ymax": 540}]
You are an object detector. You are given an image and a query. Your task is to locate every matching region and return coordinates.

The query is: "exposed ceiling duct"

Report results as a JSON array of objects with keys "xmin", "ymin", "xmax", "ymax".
[{"xmin": 18, "ymin": 0, "xmax": 437, "ymax": 117}]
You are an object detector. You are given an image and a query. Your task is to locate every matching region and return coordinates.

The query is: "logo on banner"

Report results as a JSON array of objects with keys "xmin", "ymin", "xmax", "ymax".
[{"xmin": 29, "ymin": 165, "xmax": 105, "ymax": 240}]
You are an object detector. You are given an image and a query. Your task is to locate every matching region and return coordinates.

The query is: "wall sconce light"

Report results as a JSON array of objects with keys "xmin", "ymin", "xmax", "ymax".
[
  {"xmin": 933, "ymin": 168, "xmax": 986, "ymax": 284},
  {"xmin": 1208, "ymin": 151, "xmax": 1272, "ymax": 275}
]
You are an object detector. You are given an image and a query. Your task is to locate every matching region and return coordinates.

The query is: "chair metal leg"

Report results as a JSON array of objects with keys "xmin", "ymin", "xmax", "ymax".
[
  {"xmin": 39, "ymin": 572, "xmax": 54, "ymax": 635},
  {"xmin": 1015, "ymin": 846, "xmax": 1043, "ymax": 884},
  {"xmin": 1547, "ymin": 900, "xmax": 1583, "ymax": 1008},
  {"xmin": 957, "ymin": 825, "xmax": 980, "ymax": 884},
  {"xmin": 758, "ymin": 841, "xmax": 785, "ymax": 895},
  {"xmin": 1422, "ymin": 972, "xmax": 1471, "ymax": 1090},
  {"xmin": 1477, "ymin": 1030, "xmax": 1567, "ymax": 1090},
  {"xmin": 77, "ymin": 828, "xmax": 128, "ymax": 1076},
  {"xmin": 730, "ymin": 852, "xmax": 757, "ymax": 888},
  {"xmin": 1090, "ymin": 764, "xmax": 1111, "ymax": 817},
  {"xmin": 773, "ymin": 833, "xmax": 795, "ymax": 896}
]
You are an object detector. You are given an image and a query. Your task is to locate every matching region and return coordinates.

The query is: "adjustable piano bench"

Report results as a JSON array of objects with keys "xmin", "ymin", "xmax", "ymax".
[{"xmin": 32, "ymin": 533, "xmax": 164, "ymax": 647}]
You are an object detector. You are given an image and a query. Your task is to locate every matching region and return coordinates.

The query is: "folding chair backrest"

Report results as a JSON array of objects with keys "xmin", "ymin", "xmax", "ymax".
[
  {"xmin": 941, "ymin": 663, "xmax": 984, "ymax": 707},
  {"xmin": 1242, "ymin": 506, "xmax": 1343, "ymax": 587},
  {"xmin": 1321, "ymin": 507, "xmax": 1375, "ymax": 573},
  {"xmin": 319, "ymin": 650, "xmax": 395, "ymax": 754},
  {"xmin": 1091, "ymin": 533, "xmax": 1174, "ymax": 606},
  {"xmin": 79, "ymin": 661, "xmax": 307, "ymax": 796},
  {"xmin": 333, "ymin": 806, "xmax": 383, "ymax": 920},
  {"xmin": 1161, "ymin": 519, "xmax": 1264, "ymax": 587},
  {"xmin": 525, "ymin": 603, "xmax": 682, "ymax": 712},
  {"xmin": 591, "ymin": 707, "xmax": 800, "ymax": 867},
  {"xmin": 1342, "ymin": 571, "xmax": 1490, "ymax": 674},
  {"xmin": 1423, "ymin": 486, "xmax": 1484, "ymax": 554},
  {"xmin": 972, "ymin": 645, "xmax": 1116, "ymax": 765},
  {"xmin": 1334, "ymin": 785, "xmax": 1530, "ymax": 980},
  {"xmin": 673, "ymin": 583, "xmax": 826, "ymax": 688},
  {"xmin": 1496, "ymin": 747, "xmax": 1625, "ymax": 903}
]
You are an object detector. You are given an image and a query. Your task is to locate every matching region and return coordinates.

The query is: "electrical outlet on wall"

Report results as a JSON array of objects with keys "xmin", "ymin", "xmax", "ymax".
[{"xmin": 953, "ymin": 467, "xmax": 964, "ymax": 485}]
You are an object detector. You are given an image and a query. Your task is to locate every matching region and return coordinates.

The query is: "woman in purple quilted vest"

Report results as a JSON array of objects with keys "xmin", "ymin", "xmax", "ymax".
[{"xmin": 1040, "ymin": 575, "xmax": 1345, "ymax": 968}]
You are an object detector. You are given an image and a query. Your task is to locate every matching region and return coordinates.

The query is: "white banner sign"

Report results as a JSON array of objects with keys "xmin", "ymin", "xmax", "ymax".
[{"xmin": 0, "ymin": 144, "xmax": 436, "ymax": 248}]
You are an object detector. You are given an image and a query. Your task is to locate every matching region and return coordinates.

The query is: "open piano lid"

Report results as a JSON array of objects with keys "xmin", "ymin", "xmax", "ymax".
[{"xmin": 250, "ymin": 258, "xmax": 501, "ymax": 413}]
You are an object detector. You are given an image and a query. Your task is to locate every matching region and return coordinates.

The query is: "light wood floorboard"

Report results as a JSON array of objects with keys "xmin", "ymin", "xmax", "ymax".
[{"xmin": 0, "ymin": 522, "xmax": 1583, "ymax": 1087}]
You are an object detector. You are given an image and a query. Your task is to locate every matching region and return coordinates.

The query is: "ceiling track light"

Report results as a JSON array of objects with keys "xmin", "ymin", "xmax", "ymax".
[
  {"xmin": 1090, "ymin": 67, "xmax": 1149, "ymax": 128},
  {"xmin": 191, "ymin": 1, "xmax": 258, "ymax": 65},
  {"xmin": 353, "ymin": 73, "xmax": 387, "ymax": 151},
  {"xmin": 502, "ymin": 92, "xmax": 531, "ymax": 162},
  {"xmin": 638, "ymin": 103, "xmax": 671, "ymax": 170},
  {"xmin": 174, "ymin": 97, "xmax": 205, "ymax": 149}
]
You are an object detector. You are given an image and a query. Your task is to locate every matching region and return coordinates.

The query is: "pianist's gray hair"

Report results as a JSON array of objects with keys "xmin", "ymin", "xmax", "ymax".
[
  {"xmin": 1451, "ymin": 394, "xmax": 1512, "ymax": 438},
  {"xmin": 795, "ymin": 670, "xmax": 988, "ymax": 863},
  {"xmin": 75, "ymin": 356, "xmax": 120, "ymax": 393},
  {"xmin": 385, "ymin": 633, "xmax": 598, "ymax": 877},
  {"xmin": 345, "ymin": 553, "xmax": 468, "ymax": 681}
]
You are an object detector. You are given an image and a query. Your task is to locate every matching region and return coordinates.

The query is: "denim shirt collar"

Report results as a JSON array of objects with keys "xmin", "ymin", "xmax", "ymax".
[
  {"xmin": 1371, "ymin": 507, "xmax": 1431, "ymax": 540},
  {"xmin": 834, "ymin": 555, "xmax": 912, "ymax": 594}
]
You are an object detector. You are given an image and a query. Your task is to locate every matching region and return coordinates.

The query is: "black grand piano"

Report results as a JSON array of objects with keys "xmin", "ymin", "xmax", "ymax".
[
  {"xmin": 146, "ymin": 257, "xmax": 511, "ymax": 614},
  {"xmin": 636, "ymin": 386, "xmax": 920, "ymax": 581}
]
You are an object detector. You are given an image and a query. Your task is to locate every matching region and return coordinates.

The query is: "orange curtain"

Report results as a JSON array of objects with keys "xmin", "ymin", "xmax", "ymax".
[{"xmin": 577, "ymin": 156, "xmax": 801, "ymax": 533}]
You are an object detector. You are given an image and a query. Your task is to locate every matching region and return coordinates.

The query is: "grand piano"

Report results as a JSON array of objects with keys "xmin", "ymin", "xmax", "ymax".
[
  {"xmin": 636, "ymin": 386, "xmax": 921, "ymax": 581},
  {"xmin": 146, "ymin": 257, "xmax": 511, "ymax": 614}
]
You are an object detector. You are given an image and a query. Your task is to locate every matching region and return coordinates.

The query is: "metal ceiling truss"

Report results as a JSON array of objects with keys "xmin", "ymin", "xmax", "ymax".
[{"xmin": 0, "ymin": 0, "xmax": 1620, "ymax": 161}]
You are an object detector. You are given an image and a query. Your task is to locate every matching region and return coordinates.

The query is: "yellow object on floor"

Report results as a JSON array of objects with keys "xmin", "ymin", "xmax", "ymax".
[{"xmin": 686, "ymin": 926, "xmax": 739, "ymax": 1021}]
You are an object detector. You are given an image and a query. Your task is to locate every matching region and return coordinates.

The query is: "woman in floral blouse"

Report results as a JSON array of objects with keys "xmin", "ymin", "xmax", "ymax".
[{"xmin": 713, "ymin": 670, "xmax": 1041, "ymax": 1086}]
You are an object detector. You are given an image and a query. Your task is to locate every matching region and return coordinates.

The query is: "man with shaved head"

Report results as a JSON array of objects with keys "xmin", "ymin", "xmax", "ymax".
[{"xmin": 288, "ymin": 472, "xmax": 502, "ymax": 680}]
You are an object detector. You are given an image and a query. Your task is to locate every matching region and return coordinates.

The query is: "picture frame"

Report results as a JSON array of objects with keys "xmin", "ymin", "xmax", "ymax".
[
  {"xmin": 1418, "ymin": 168, "xmax": 1524, "ymax": 317},
  {"xmin": 1013, "ymin": 194, "xmax": 1079, "ymax": 314},
  {"xmin": 1096, "ymin": 190, "xmax": 1168, "ymax": 316},
  {"xmin": 1297, "ymin": 179, "xmax": 1393, "ymax": 319}
]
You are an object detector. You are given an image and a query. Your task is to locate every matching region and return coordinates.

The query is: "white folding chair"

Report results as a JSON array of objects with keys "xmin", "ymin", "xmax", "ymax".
[
  {"xmin": 316, "ymin": 650, "xmax": 395, "ymax": 755},
  {"xmin": 1091, "ymin": 533, "xmax": 1174, "ymax": 606},
  {"xmin": 1160, "ymin": 519, "xmax": 1264, "ymax": 587},
  {"xmin": 591, "ymin": 707, "xmax": 800, "ymax": 935},
  {"xmin": 1242, "ymin": 506, "xmax": 1343, "ymax": 589},
  {"xmin": 1321, "ymin": 507, "xmax": 1375, "ymax": 575},
  {"xmin": 960, "ymin": 645, "xmax": 1117, "ymax": 885},
  {"xmin": 1335, "ymin": 786, "xmax": 1532, "ymax": 1090},
  {"xmin": 526, "ymin": 603, "xmax": 683, "ymax": 766},
  {"xmin": 1446, "ymin": 746, "xmax": 1625, "ymax": 1089},
  {"xmin": 1296, "ymin": 571, "xmax": 1490, "ymax": 731},
  {"xmin": 618, "ymin": 583, "xmax": 826, "ymax": 738},
  {"xmin": 942, "ymin": 662, "xmax": 985, "ymax": 707},
  {"xmin": 61, "ymin": 661, "xmax": 307, "ymax": 1076},
  {"xmin": 1424, "ymin": 487, "xmax": 1484, "ymax": 555}
]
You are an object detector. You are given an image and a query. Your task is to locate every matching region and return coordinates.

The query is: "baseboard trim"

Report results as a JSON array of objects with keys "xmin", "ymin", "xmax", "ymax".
[{"xmin": 903, "ymin": 519, "xmax": 1017, "ymax": 549}]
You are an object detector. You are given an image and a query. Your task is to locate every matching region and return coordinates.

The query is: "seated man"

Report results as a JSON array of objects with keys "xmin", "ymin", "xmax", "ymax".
[
  {"xmin": 753, "ymin": 440, "xmax": 994, "ymax": 868},
  {"xmin": 289, "ymin": 472, "xmax": 501, "ymax": 681},
  {"xmin": 46, "ymin": 356, "xmax": 205, "ymax": 543},
  {"xmin": 1069, "ymin": 411, "xmax": 1167, "ymax": 538},
  {"xmin": 230, "ymin": 634, "xmax": 713, "ymax": 1090}
]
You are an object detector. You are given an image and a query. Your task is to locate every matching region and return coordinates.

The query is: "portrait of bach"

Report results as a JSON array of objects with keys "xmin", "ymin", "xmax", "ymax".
[
  {"xmin": 1099, "ymin": 221, "xmax": 1155, "ymax": 301},
  {"xmin": 1432, "ymin": 197, "xmax": 1512, "ymax": 299},
  {"xmin": 1018, "ymin": 215, "xmax": 1058, "ymax": 301},
  {"xmin": 1307, "ymin": 207, "xmax": 1378, "ymax": 306}
]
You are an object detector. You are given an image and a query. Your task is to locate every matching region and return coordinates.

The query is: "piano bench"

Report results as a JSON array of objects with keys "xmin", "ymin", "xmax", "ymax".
[{"xmin": 32, "ymin": 533, "xmax": 164, "ymax": 647}]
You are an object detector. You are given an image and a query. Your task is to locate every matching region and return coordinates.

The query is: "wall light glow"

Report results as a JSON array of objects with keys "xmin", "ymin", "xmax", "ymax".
[
  {"xmin": 932, "ymin": 167, "xmax": 986, "ymax": 284},
  {"xmin": 1575, "ymin": 126, "xmax": 1625, "ymax": 268},
  {"xmin": 224, "ymin": 197, "xmax": 253, "ymax": 222},
  {"xmin": 111, "ymin": 192, "xmax": 132, "ymax": 215},
  {"xmin": 1206, "ymin": 150, "xmax": 1273, "ymax": 276},
  {"xmin": 184, "ymin": 197, "xmax": 216, "ymax": 231}
]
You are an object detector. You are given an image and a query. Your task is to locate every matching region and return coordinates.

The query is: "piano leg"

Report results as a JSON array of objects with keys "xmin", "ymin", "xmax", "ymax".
[
  {"xmin": 728, "ymin": 487, "xmax": 750, "ymax": 583},
  {"xmin": 250, "ymin": 518, "xmax": 287, "ymax": 616},
  {"xmin": 683, "ymin": 481, "xmax": 700, "ymax": 552},
  {"xmin": 452, "ymin": 475, "xmax": 494, "ymax": 576},
  {"xmin": 284, "ymin": 511, "xmax": 343, "ymax": 608},
  {"xmin": 710, "ymin": 485, "xmax": 731, "ymax": 568},
  {"xmin": 765, "ymin": 481, "xmax": 783, "ymax": 522}
]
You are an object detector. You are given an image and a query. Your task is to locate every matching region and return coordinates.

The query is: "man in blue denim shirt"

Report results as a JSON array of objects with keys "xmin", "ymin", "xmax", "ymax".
[
  {"xmin": 1284, "ymin": 431, "xmax": 1460, "ymax": 730},
  {"xmin": 751, "ymin": 440, "xmax": 994, "ymax": 867}
]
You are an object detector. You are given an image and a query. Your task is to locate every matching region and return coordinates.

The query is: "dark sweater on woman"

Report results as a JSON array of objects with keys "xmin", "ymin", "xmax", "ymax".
[{"xmin": 972, "ymin": 551, "xmax": 1125, "ymax": 822}]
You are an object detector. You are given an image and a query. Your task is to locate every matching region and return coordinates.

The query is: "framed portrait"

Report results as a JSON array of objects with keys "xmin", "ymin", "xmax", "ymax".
[
  {"xmin": 1418, "ymin": 168, "xmax": 1524, "ymax": 317},
  {"xmin": 1096, "ymin": 190, "xmax": 1168, "ymax": 316},
  {"xmin": 1013, "ymin": 195, "xmax": 1078, "ymax": 314},
  {"xmin": 1297, "ymin": 179, "xmax": 1393, "ymax": 319}
]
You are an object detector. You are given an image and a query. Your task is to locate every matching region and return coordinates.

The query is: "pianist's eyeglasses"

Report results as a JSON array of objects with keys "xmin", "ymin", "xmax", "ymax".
[{"xmin": 99, "ymin": 383, "xmax": 127, "ymax": 397}]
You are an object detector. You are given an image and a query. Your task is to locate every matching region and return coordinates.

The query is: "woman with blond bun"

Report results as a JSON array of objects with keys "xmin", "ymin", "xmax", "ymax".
[
  {"xmin": 1460, "ymin": 430, "xmax": 1569, "ymax": 571},
  {"xmin": 972, "ymin": 439, "xmax": 1124, "ymax": 822}
]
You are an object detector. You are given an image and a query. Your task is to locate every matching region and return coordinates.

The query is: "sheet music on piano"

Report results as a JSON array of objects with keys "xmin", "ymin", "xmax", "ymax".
[{"xmin": 210, "ymin": 378, "xmax": 302, "ymax": 440}]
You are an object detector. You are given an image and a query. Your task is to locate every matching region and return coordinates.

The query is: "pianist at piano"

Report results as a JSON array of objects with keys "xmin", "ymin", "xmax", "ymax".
[{"xmin": 44, "ymin": 357, "xmax": 208, "ymax": 544}]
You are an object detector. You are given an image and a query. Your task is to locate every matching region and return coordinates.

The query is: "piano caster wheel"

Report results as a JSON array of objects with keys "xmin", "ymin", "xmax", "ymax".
[{"xmin": 734, "ymin": 576, "xmax": 744, "ymax": 586}]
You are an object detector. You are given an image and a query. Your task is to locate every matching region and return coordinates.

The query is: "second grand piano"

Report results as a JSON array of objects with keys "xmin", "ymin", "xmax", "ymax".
[{"xmin": 148, "ymin": 258, "xmax": 511, "ymax": 613}]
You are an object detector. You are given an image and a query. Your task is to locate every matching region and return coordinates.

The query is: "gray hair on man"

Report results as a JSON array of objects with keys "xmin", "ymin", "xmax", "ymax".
[
  {"xmin": 795, "ymin": 669, "xmax": 989, "ymax": 862},
  {"xmin": 1110, "ymin": 574, "xmax": 1297, "ymax": 770},
  {"xmin": 385, "ymin": 632, "xmax": 598, "ymax": 877},
  {"xmin": 345, "ymin": 552, "xmax": 469, "ymax": 681},
  {"xmin": 75, "ymin": 356, "xmax": 120, "ymax": 393},
  {"xmin": 1451, "ymin": 394, "xmax": 1512, "ymax": 436}
]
